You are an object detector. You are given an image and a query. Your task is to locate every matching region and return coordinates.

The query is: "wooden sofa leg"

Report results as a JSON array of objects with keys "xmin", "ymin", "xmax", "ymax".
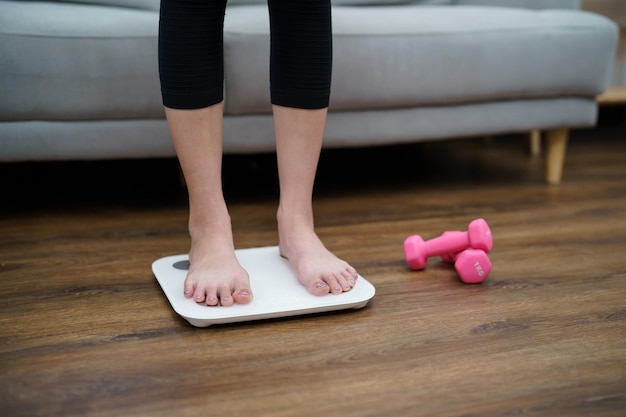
[
  {"xmin": 529, "ymin": 129, "xmax": 541, "ymax": 156},
  {"xmin": 544, "ymin": 128, "xmax": 569, "ymax": 185}
]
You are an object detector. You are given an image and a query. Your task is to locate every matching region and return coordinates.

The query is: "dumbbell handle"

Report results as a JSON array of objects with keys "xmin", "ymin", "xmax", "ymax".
[
  {"xmin": 442, "ymin": 250, "xmax": 461, "ymax": 263},
  {"xmin": 404, "ymin": 231, "xmax": 476, "ymax": 270},
  {"xmin": 421, "ymin": 231, "xmax": 474, "ymax": 257}
]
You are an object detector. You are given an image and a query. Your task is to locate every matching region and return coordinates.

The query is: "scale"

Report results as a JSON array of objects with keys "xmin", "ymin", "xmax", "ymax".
[{"xmin": 153, "ymin": 246, "xmax": 376, "ymax": 327}]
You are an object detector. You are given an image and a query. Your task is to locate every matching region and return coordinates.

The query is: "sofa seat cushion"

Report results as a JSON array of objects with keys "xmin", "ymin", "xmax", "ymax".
[
  {"xmin": 0, "ymin": 1, "xmax": 162, "ymax": 121},
  {"xmin": 223, "ymin": 4, "xmax": 617, "ymax": 114},
  {"xmin": 19, "ymin": 0, "xmax": 161, "ymax": 11}
]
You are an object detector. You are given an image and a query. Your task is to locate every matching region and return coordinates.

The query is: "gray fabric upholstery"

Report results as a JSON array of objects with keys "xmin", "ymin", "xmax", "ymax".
[
  {"xmin": 222, "ymin": 97, "xmax": 599, "ymax": 153},
  {"xmin": 1, "ymin": 120, "xmax": 173, "ymax": 161},
  {"xmin": 19, "ymin": 0, "xmax": 160, "ymax": 11},
  {"xmin": 1, "ymin": 97, "xmax": 596, "ymax": 160},
  {"xmin": 224, "ymin": 5, "xmax": 616, "ymax": 114},
  {"xmin": 0, "ymin": 0, "xmax": 618, "ymax": 162},
  {"xmin": 456, "ymin": 0, "xmax": 581, "ymax": 9},
  {"xmin": 228, "ymin": 1, "xmax": 451, "ymax": 5},
  {"xmin": 321, "ymin": 98, "xmax": 598, "ymax": 149},
  {"xmin": 0, "ymin": 1, "xmax": 162, "ymax": 121},
  {"xmin": 230, "ymin": 0, "xmax": 580, "ymax": 7}
]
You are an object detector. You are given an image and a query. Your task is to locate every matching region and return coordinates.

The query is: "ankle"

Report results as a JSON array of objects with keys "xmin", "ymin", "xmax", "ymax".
[
  {"xmin": 189, "ymin": 206, "xmax": 233, "ymax": 242},
  {"xmin": 277, "ymin": 204, "xmax": 314, "ymax": 231}
]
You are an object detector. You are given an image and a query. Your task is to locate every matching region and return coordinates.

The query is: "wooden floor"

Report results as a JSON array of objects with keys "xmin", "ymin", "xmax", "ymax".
[{"xmin": 1, "ymin": 110, "xmax": 625, "ymax": 417}]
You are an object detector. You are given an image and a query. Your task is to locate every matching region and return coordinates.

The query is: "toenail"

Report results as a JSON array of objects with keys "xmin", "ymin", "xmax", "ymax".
[
  {"xmin": 334, "ymin": 286, "xmax": 342, "ymax": 291},
  {"xmin": 222, "ymin": 296, "xmax": 231, "ymax": 302},
  {"xmin": 315, "ymin": 282, "xmax": 328, "ymax": 289},
  {"xmin": 208, "ymin": 297, "xmax": 217, "ymax": 301},
  {"xmin": 184, "ymin": 289, "xmax": 192, "ymax": 294},
  {"xmin": 239, "ymin": 290, "xmax": 250, "ymax": 296},
  {"xmin": 195, "ymin": 295, "xmax": 202, "ymax": 299}
]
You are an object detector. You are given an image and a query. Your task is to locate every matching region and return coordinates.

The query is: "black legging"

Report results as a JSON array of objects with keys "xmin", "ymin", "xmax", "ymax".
[{"xmin": 158, "ymin": 0, "xmax": 333, "ymax": 110}]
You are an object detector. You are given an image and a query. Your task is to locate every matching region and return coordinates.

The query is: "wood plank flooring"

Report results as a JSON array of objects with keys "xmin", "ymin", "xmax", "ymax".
[{"xmin": 1, "ymin": 113, "xmax": 625, "ymax": 417}]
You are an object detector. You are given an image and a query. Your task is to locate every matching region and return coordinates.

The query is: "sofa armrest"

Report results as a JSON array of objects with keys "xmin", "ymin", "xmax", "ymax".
[{"xmin": 454, "ymin": 0, "xmax": 581, "ymax": 9}]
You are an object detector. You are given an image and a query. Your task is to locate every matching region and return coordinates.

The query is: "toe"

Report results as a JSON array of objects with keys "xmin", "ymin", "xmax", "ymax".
[
  {"xmin": 184, "ymin": 284, "xmax": 195, "ymax": 299},
  {"xmin": 337, "ymin": 272, "xmax": 353, "ymax": 291},
  {"xmin": 342, "ymin": 270, "xmax": 357, "ymax": 288},
  {"xmin": 307, "ymin": 280, "xmax": 330, "ymax": 296},
  {"xmin": 184, "ymin": 276, "xmax": 197, "ymax": 299},
  {"xmin": 193, "ymin": 288, "xmax": 206, "ymax": 304},
  {"xmin": 233, "ymin": 286, "xmax": 253, "ymax": 304},
  {"xmin": 346, "ymin": 266, "xmax": 358, "ymax": 281},
  {"xmin": 205, "ymin": 288, "xmax": 219, "ymax": 306},
  {"xmin": 218, "ymin": 286, "xmax": 234, "ymax": 307},
  {"xmin": 326, "ymin": 275, "xmax": 344, "ymax": 294}
]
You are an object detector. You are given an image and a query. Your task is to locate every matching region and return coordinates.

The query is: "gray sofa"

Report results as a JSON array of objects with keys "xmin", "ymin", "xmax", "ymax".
[{"xmin": 0, "ymin": 0, "xmax": 618, "ymax": 184}]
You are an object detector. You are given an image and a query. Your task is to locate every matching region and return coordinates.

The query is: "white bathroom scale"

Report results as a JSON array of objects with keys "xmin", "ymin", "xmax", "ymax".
[{"xmin": 152, "ymin": 246, "xmax": 376, "ymax": 327}]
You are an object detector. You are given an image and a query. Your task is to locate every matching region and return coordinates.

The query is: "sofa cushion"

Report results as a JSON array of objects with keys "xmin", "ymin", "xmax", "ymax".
[
  {"xmin": 332, "ymin": 0, "xmax": 450, "ymax": 4},
  {"xmin": 228, "ymin": 0, "xmax": 453, "ymax": 6},
  {"xmin": 223, "ymin": 4, "xmax": 617, "ymax": 114},
  {"xmin": 0, "ymin": 1, "xmax": 162, "ymax": 121},
  {"xmin": 19, "ymin": 0, "xmax": 160, "ymax": 11},
  {"xmin": 456, "ymin": 0, "xmax": 581, "ymax": 9}
]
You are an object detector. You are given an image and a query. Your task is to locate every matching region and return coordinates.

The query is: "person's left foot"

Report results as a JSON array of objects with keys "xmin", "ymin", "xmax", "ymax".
[{"xmin": 277, "ymin": 211, "xmax": 358, "ymax": 296}]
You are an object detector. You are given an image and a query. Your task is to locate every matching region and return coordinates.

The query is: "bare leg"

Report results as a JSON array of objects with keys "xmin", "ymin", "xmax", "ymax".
[
  {"xmin": 165, "ymin": 104, "xmax": 252, "ymax": 306},
  {"xmin": 273, "ymin": 105, "xmax": 358, "ymax": 295}
]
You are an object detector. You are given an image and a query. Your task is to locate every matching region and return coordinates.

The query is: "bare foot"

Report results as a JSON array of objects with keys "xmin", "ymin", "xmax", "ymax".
[
  {"xmin": 184, "ymin": 216, "xmax": 253, "ymax": 306},
  {"xmin": 278, "ymin": 210, "xmax": 358, "ymax": 296}
]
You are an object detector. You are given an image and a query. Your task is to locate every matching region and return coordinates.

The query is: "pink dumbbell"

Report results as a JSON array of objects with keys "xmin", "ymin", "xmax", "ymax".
[
  {"xmin": 404, "ymin": 218, "xmax": 492, "ymax": 270},
  {"xmin": 443, "ymin": 248, "xmax": 492, "ymax": 284}
]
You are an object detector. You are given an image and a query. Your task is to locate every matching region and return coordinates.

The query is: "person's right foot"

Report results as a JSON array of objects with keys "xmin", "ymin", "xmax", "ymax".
[{"xmin": 184, "ymin": 216, "xmax": 253, "ymax": 306}]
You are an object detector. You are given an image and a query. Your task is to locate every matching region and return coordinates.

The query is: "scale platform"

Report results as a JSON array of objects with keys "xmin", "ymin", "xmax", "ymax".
[{"xmin": 153, "ymin": 246, "xmax": 376, "ymax": 327}]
